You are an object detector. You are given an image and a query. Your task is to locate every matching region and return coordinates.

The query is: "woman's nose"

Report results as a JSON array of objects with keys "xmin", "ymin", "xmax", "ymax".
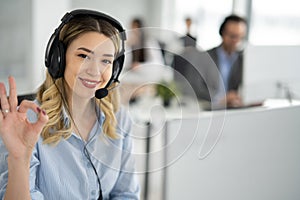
[{"xmin": 86, "ymin": 60, "xmax": 101, "ymax": 76}]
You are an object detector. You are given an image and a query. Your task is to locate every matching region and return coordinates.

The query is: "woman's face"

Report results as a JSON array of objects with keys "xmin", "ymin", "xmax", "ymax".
[{"xmin": 64, "ymin": 31, "xmax": 115, "ymax": 99}]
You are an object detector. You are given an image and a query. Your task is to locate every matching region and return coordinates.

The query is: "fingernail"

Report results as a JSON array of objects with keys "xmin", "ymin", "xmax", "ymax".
[
  {"xmin": 42, "ymin": 109, "xmax": 46, "ymax": 115},
  {"xmin": 37, "ymin": 107, "xmax": 41, "ymax": 113}
]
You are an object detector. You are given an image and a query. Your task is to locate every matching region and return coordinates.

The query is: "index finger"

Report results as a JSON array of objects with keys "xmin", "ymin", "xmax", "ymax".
[
  {"xmin": 17, "ymin": 100, "xmax": 40, "ymax": 114},
  {"xmin": 8, "ymin": 76, "xmax": 18, "ymax": 112}
]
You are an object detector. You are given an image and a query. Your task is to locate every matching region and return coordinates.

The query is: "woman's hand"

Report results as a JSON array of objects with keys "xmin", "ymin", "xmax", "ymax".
[{"xmin": 0, "ymin": 76, "xmax": 48, "ymax": 160}]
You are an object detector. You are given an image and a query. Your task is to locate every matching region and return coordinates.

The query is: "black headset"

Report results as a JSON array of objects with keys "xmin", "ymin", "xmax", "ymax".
[{"xmin": 45, "ymin": 9, "xmax": 126, "ymax": 98}]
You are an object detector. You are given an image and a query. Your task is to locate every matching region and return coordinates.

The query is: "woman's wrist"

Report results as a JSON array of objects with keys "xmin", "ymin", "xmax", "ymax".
[
  {"xmin": 7, "ymin": 153, "xmax": 32, "ymax": 169},
  {"xmin": 5, "ymin": 155, "xmax": 31, "ymax": 200}
]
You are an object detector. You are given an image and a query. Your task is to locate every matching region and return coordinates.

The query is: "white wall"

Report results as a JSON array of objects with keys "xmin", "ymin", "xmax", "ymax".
[
  {"xmin": 71, "ymin": 0, "xmax": 161, "ymax": 29},
  {"xmin": 32, "ymin": 0, "xmax": 71, "ymax": 92},
  {"xmin": 0, "ymin": 0, "xmax": 32, "ymax": 94}
]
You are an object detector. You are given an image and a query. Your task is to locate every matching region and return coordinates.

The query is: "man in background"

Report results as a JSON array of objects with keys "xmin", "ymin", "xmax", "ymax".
[
  {"xmin": 180, "ymin": 17, "xmax": 197, "ymax": 47},
  {"xmin": 207, "ymin": 14, "xmax": 247, "ymax": 108}
]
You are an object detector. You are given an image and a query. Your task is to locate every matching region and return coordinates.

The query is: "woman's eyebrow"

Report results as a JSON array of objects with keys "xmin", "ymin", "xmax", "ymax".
[{"xmin": 77, "ymin": 47, "xmax": 94, "ymax": 54}]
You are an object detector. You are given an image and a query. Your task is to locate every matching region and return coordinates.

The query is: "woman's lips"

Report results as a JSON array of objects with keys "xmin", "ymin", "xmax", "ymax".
[{"xmin": 79, "ymin": 77, "xmax": 100, "ymax": 89}]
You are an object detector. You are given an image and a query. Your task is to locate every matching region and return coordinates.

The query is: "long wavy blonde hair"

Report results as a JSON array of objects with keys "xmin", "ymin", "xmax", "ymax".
[{"xmin": 37, "ymin": 15, "xmax": 121, "ymax": 145}]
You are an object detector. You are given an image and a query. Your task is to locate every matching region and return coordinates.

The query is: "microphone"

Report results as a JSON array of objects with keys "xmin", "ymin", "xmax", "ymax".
[
  {"xmin": 95, "ymin": 88, "xmax": 108, "ymax": 99},
  {"xmin": 95, "ymin": 82, "xmax": 120, "ymax": 99}
]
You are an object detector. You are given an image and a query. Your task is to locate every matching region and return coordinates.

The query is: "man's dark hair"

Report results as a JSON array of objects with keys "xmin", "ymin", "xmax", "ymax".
[{"xmin": 219, "ymin": 14, "xmax": 247, "ymax": 36}]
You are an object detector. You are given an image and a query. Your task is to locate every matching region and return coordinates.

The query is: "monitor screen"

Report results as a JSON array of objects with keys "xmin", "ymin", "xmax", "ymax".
[{"xmin": 242, "ymin": 45, "xmax": 300, "ymax": 104}]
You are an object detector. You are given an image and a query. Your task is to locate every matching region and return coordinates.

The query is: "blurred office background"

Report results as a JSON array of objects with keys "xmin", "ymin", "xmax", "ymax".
[
  {"xmin": 1, "ymin": 0, "xmax": 299, "ymax": 94},
  {"xmin": 1, "ymin": 1, "xmax": 300, "ymax": 200}
]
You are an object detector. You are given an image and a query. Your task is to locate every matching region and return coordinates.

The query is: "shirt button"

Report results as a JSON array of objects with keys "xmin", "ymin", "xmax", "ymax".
[{"xmin": 91, "ymin": 190, "xmax": 96, "ymax": 195}]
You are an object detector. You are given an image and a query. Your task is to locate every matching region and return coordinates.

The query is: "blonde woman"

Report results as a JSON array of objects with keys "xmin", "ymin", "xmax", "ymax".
[{"xmin": 0, "ymin": 9, "xmax": 140, "ymax": 199}]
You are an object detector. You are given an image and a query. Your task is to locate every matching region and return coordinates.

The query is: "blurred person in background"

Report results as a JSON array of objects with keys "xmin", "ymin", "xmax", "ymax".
[{"xmin": 207, "ymin": 14, "xmax": 247, "ymax": 108}]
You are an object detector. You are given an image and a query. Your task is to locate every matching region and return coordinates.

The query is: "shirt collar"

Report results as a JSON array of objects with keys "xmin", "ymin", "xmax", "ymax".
[
  {"xmin": 61, "ymin": 105, "xmax": 105, "ymax": 142},
  {"xmin": 217, "ymin": 45, "xmax": 238, "ymax": 59}
]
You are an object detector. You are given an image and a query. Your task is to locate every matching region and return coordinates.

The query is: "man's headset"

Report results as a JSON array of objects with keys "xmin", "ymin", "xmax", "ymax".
[{"xmin": 44, "ymin": 9, "xmax": 126, "ymax": 99}]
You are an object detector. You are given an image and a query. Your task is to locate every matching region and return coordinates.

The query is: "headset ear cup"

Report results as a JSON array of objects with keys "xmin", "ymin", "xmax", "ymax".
[
  {"xmin": 47, "ymin": 39, "xmax": 65, "ymax": 79},
  {"xmin": 113, "ymin": 54, "xmax": 124, "ymax": 80},
  {"xmin": 57, "ymin": 41, "xmax": 66, "ymax": 78}
]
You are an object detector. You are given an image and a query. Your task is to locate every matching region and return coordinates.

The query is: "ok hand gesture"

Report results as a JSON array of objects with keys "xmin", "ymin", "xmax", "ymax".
[{"xmin": 0, "ymin": 76, "xmax": 48, "ymax": 159}]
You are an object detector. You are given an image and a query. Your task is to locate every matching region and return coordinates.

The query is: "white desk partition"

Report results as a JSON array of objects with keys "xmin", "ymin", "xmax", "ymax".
[{"xmin": 165, "ymin": 105, "xmax": 300, "ymax": 200}]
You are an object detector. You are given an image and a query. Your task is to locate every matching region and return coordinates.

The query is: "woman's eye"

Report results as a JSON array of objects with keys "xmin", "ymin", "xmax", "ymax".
[
  {"xmin": 78, "ymin": 54, "xmax": 89, "ymax": 59},
  {"xmin": 102, "ymin": 59, "xmax": 112, "ymax": 65}
]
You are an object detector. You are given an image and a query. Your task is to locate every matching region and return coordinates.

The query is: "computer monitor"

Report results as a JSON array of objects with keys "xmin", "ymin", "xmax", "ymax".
[{"xmin": 242, "ymin": 45, "xmax": 300, "ymax": 104}]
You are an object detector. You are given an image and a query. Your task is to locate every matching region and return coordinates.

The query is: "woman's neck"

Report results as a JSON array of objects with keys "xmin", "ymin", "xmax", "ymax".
[
  {"xmin": 67, "ymin": 94, "xmax": 97, "ymax": 141},
  {"xmin": 69, "ymin": 96, "xmax": 93, "ymax": 117}
]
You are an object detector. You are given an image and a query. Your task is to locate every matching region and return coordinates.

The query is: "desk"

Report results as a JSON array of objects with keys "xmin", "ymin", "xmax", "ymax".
[
  {"xmin": 164, "ymin": 104, "xmax": 300, "ymax": 200},
  {"xmin": 128, "ymin": 97, "xmax": 300, "ymax": 200}
]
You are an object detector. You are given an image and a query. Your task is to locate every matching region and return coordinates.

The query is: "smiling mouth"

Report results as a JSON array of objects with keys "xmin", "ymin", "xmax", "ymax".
[{"xmin": 79, "ymin": 78, "xmax": 101, "ymax": 88}]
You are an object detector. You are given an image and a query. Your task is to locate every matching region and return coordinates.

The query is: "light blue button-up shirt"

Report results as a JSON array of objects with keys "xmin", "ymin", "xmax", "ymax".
[
  {"xmin": 0, "ymin": 105, "xmax": 140, "ymax": 200},
  {"xmin": 217, "ymin": 46, "xmax": 238, "ymax": 92},
  {"xmin": 213, "ymin": 46, "xmax": 239, "ymax": 102}
]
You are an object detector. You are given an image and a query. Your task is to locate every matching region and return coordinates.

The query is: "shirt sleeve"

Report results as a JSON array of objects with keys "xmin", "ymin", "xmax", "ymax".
[
  {"xmin": 29, "ymin": 146, "xmax": 45, "ymax": 200},
  {"xmin": 0, "ymin": 139, "xmax": 9, "ymax": 200},
  {"xmin": 109, "ymin": 107, "xmax": 140, "ymax": 200}
]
